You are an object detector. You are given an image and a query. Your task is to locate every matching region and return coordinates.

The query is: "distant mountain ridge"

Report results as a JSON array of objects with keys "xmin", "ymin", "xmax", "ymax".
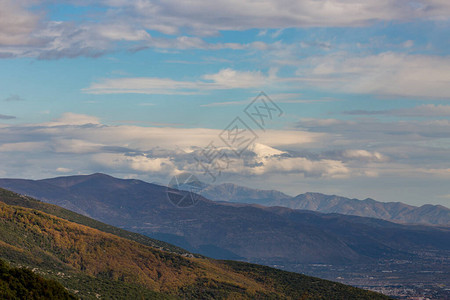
[{"xmin": 200, "ymin": 183, "xmax": 450, "ymax": 225}]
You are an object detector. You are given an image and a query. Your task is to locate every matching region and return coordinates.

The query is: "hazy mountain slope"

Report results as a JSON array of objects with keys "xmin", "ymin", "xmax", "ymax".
[
  {"xmin": 200, "ymin": 183, "xmax": 450, "ymax": 225},
  {"xmin": 0, "ymin": 178, "xmax": 89, "ymax": 216},
  {"xmin": 0, "ymin": 189, "xmax": 390, "ymax": 300},
  {"xmin": 200, "ymin": 182, "xmax": 291, "ymax": 205},
  {"xmin": 0, "ymin": 174, "xmax": 448, "ymax": 267},
  {"xmin": 0, "ymin": 188, "xmax": 188, "ymax": 255}
]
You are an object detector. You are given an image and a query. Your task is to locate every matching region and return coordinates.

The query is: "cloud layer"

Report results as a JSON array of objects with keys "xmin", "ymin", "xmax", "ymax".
[
  {"xmin": 2, "ymin": 0, "xmax": 450, "ymax": 59},
  {"xmin": 0, "ymin": 112, "xmax": 448, "ymax": 184},
  {"xmin": 292, "ymin": 52, "xmax": 450, "ymax": 99}
]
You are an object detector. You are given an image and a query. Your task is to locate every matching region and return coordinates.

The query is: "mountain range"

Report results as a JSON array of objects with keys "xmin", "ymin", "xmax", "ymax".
[
  {"xmin": 0, "ymin": 173, "xmax": 448, "ymax": 268},
  {"xmin": 199, "ymin": 183, "xmax": 450, "ymax": 225},
  {"xmin": 0, "ymin": 187, "xmax": 390, "ymax": 299}
]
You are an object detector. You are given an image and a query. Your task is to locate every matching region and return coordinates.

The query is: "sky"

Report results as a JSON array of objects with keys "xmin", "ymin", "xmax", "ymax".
[{"xmin": 1, "ymin": 0, "xmax": 450, "ymax": 206}]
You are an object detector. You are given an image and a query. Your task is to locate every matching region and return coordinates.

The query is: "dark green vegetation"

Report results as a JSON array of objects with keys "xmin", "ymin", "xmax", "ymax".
[
  {"xmin": 0, "ymin": 187, "xmax": 391, "ymax": 299},
  {"xmin": 0, "ymin": 258, "xmax": 75, "ymax": 300},
  {"xmin": 223, "ymin": 260, "xmax": 389, "ymax": 300}
]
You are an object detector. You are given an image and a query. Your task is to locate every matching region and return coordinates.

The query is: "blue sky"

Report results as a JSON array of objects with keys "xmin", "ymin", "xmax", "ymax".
[{"xmin": 1, "ymin": 0, "xmax": 450, "ymax": 206}]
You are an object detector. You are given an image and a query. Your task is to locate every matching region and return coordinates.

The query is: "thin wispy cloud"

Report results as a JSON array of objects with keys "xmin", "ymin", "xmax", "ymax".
[
  {"xmin": 344, "ymin": 104, "xmax": 450, "ymax": 117},
  {"xmin": 200, "ymin": 100, "xmax": 248, "ymax": 107},
  {"xmin": 0, "ymin": 114, "xmax": 16, "ymax": 120},
  {"xmin": 84, "ymin": 68, "xmax": 273, "ymax": 94},
  {"xmin": 4, "ymin": 94, "xmax": 24, "ymax": 102}
]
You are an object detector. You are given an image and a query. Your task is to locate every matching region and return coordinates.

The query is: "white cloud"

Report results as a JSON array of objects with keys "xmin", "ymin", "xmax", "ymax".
[
  {"xmin": 1, "ymin": 112, "xmax": 318, "ymax": 153},
  {"xmin": 342, "ymin": 150, "xmax": 388, "ymax": 162},
  {"xmin": 92, "ymin": 153, "xmax": 177, "ymax": 174},
  {"xmin": 403, "ymin": 40, "xmax": 414, "ymax": 48},
  {"xmin": 83, "ymin": 52, "xmax": 450, "ymax": 99},
  {"xmin": 84, "ymin": 77, "xmax": 201, "ymax": 95},
  {"xmin": 2, "ymin": 0, "xmax": 450, "ymax": 58},
  {"xmin": 294, "ymin": 117, "xmax": 450, "ymax": 181},
  {"xmin": 43, "ymin": 113, "xmax": 101, "ymax": 126},
  {"xmin": 56, "ymin": 167, "xmax": 72, "ymax": 173},
  {"xmin": 250, "ymin": 155, "xmax": 350, "ymax": 178},
  {"xmin": 417, "ymin": 168, "xmax": 450, "ymax": 177},
  {"xmin": 0, "ymin": 0, "xmax": 39, "ymax": 46},
  {"xmin": 106, "ymin": 0, "xmax": 450, "ymax": 34},
  {"xmin": 51, "ymin": 139, "xmax": 104, "ymax": 154},
  {"xmin": 294, "ymin": 52, "xmax": 450, "ymax": 99},
  {"xmin": 95, "ymin": 24, "xmax": 151, "ymax": 42},
  {"xmin": 0, "ymin": 142, "xmax": 47, "ymax": 152},
  {"xmin": 84, "ymin": 68, "xmax": 271, "ymax": 94},
  {"xmin": 202, "ymin": 68, "xmax": 270, "ymax": 89}
]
